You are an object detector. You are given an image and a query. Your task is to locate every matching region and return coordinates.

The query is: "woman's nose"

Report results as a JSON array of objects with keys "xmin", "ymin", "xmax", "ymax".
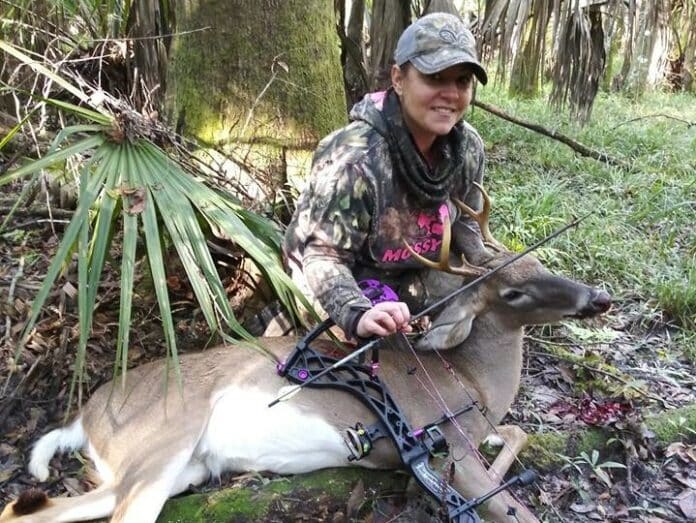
[{"xmin": 440, "ymin": 80, "xmax": 460, "ymax": 99}]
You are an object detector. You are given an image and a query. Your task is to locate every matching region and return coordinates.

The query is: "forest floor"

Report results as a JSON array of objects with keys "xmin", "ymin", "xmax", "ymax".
[{"xmin": 0, "ymin": 198, "xmax": 694, "ymax": 523}]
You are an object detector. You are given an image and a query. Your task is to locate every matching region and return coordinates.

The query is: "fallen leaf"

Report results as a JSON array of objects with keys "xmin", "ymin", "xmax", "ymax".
[
  {"xmin": 0, "ymin": 443, "xmax": 16, "ymax": 457},
  {"xmin": 62, "ymin": 477, "xmax": 84, "ymax": 496},
  {"xmin": 62, "ymin": 281, "xmax": 77, "ymax": 299},
  {"xmin": 674, "ymin": 473, "xmax": 696, "ymax": 490},
  {"xmin": 570, "ymin": 502, "xmax": 596, "ymax": 514},
  {"xmin": 0, "ymin": 465, "xmax": 19, "ymax": 482},
  {"xmin": 123, "ymin": 187, "xmax": 146, "ymax": 214},
  {"xmin": 677, "ymin": 489, "xmax": 696, "ymax": 519}
]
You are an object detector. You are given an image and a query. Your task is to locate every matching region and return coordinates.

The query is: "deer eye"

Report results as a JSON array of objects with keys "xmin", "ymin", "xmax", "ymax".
[{"xmin": 500, "ymin": 288, "xmax": 525, "ymax": 303}]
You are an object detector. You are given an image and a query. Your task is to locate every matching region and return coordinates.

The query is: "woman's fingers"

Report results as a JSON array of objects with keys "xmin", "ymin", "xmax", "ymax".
[{"xmin": 356, "ymin": 302, "xmax": 412, "ymax": 338}]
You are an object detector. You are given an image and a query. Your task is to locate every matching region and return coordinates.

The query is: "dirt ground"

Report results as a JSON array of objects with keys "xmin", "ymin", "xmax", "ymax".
[{"xmin": 0, "ymin": 197, "xmax": 694, "ymax": 522}]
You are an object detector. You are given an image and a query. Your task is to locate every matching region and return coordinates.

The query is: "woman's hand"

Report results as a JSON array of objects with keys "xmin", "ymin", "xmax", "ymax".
[{"xmin": 355, "ymin": 301, "xmax": 412, "ymax": 338}]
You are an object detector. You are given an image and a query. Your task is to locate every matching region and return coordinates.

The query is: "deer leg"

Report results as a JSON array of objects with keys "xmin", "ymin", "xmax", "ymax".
[
  {"xmin": 449, "ymin": 451, "xmax": 539, "ymax": 523},
  {"xmin": 484, "ymin": 425, "xmax": 528, "ymax": 480},
  {"xmin": 169, "ymin": 459, "xmax": 210, "ymax": 496},
  {"xmin": 0, "ymin": 485, "xmax": 116, "ymax": 523},
  {"xmin": 111, "ymin": 443, "xmax": 201, "ymax": 523}
]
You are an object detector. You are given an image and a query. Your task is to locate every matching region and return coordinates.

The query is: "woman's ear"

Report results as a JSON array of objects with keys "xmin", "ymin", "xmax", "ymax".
[{"xmin": 391, "ymin": 64, "xmax": 403, "ymax": 95}]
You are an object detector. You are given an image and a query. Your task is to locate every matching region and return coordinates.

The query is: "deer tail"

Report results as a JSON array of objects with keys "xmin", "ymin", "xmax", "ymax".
[{"xmin": 28, "ymin": 417, "xmax": 86, "ymax": 481}]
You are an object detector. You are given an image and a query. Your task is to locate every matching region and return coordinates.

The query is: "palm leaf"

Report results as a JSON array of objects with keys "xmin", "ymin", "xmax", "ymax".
[
  {"xmin": 1, "ymin": 39, "xmax": 312, "ymax": 400},
  {"xmin": 0, "ymin": 134, "xmax": 105, "ymax": 186},
  {"xmin": 140, "ymin": 142, "xmax": 314, "ymax": 325},
  {"xmin": 128, "ymin": 148, "xmax": 183, "ymax": 394},
  {"xmin": 138, "ymin": 146, "xmax": 233, "ymax": 336},
  {"xmin": 73, "ymin": 166, "xmax": 91, "ymax": 406},
  {"xmin": 115, "ymin": 189, "xmax": 138, "ymax": 386},
  {"xmin": 13, "ymin": 145, "xmax": 112, "ymax": 358}
]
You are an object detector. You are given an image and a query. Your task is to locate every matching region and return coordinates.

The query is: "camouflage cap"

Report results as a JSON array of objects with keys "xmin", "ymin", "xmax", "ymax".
[{"xmin": 394, "ymin": 13, "xmax": 488, "ymax": 85}]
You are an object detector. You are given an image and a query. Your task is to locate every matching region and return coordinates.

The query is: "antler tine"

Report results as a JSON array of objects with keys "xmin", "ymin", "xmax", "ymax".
[
  {"xmin": 404, "ymin": 212, "xmax": 484, "ymax": 278},
  {"xmin": 453, "ymin": 182, "xmax": 506, "ymax": 252}
]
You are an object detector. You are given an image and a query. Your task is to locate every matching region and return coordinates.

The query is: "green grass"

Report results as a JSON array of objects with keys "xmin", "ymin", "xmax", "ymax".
[{"xmin": 468, "ymin": 88, "xmax": 696, "ymax": 331}]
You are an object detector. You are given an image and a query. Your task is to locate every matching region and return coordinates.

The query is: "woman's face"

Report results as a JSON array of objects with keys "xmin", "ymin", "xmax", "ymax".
[{"xmin": 391, "ymin": 63, "xmax": 474, "ymax": 152}]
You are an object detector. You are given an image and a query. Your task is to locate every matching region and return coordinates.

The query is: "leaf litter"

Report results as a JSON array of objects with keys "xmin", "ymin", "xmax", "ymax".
[{"xmin": 0, "ymin": 189, "xmax": 694, "ymax": 522}]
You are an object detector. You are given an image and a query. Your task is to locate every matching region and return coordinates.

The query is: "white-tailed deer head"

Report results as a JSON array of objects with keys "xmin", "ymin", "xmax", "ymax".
[
  {"xmin": 1, "ymin": 186, "xmax": 610, "ymax": 523},
  {"xmin": 405, "ymin": 183, "xmax": 610, "ymax": 350}
]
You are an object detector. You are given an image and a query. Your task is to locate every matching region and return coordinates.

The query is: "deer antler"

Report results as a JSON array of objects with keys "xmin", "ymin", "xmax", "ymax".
[
  {"xmin": 404, "ymin": 211, "xmax": 484, "ymax": 278},
  {"xmin": 453, "ymin": 182, "xmax": 506, "ymax": 252}
]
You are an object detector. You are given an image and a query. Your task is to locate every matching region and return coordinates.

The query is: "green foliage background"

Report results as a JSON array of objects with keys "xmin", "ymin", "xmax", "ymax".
[{"xmin": 468, "ymin": 88, "xmax": 695, "ymax": 342}]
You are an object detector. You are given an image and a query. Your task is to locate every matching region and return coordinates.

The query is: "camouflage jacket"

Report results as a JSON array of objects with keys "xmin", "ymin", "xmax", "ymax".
[{"xmin": 283, "ymin": 90, "xmax": 486, "ymax": 336}]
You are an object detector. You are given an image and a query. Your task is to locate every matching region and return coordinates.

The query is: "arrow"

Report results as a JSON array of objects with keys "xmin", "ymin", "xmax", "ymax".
[{"xmin": 268, "ymin": 213, "xmax": 589, "ymax": 407}]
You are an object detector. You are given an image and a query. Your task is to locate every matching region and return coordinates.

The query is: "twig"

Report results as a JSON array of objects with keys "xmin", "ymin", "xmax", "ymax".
[
  {"xmin": 610, "ymin": 113, "xmax": 695, "ymax": 130},
  {"xmin": 13, "ymin": 218, "xmax": 71, "ymax": 228},
  {"xmin": 625, "ymin": 366, "xmax": 695, "ymax": 388},
  {"xmin": 0, "ymin": 206, "xmax": 74, "ymax": 219},
  {"xmin": 525, "ymin": 334, "xmax": 612, "ymax": 346},
  {"xmin": 0, "ymin": 354, "xmax": 43, "ymax": 421},
  {"xmin": 625, "ymin": 445, "xmax": 634, "ymax": 494},
  {"xmin": 473, "ymin": 100, "xmax": 629, "ymax": 168},
  {"xmin": 0, "ymin": 281, "xmax": 44, "ymax": 292},
  {"xmin": 90, "ymin": 26, "xmax": 212, "ymax": 43},
  {"xmin": 632, "ymin": 490, "xmax": 687, "ymax": 523},
  {"xmin": 240, "ymin": 54, "xmax": 286, "ymax": 137},
  {"xmin": 3, "ymin": 255, "xmax": 24, "ymax": 344}
]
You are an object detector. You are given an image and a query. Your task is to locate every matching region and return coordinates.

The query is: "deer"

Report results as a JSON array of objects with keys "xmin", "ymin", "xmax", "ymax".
[{"xmin": 1, "ymin": 185, "xmax": 611, "ymax": 523}]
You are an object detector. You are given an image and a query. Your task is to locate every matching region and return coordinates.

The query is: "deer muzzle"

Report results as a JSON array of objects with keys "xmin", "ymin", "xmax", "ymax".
[{"xmin": 568, "ymin": 288, "xmax": 612, "ymax": 319}]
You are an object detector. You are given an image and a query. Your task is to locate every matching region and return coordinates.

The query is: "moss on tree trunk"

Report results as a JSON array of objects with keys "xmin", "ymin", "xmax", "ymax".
[{"xmin": 165, "ymin": 0, "xmax": 346, "ymax": 147}]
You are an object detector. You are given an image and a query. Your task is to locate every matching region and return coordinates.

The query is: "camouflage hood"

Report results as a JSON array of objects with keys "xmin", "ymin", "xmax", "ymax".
[{"xmin": 348, "ymin": 90, "xmax": 390, "ymax": 135}]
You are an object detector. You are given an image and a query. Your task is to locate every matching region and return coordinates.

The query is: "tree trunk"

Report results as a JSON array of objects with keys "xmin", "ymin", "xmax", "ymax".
[
  {"xmin": 368, "ymin": 0, "xmax": 410, "ymax": 90},
  {"xmin": 612, "ymin": 0, "xmax": 636, "ymax": 90},
  {"xmin": 601, "ymin": 0, "xmax": 624, "ymax": 91},
  {"xmin": 126, "ymin": 0, "xmax": 169, "ymax": 113},
  {"xmin": 165, "ymin": 0, "xmax": 346, "ymax": 148},
  {"xmin": 338, "ymin": 0, "xmax": 368, "ymax": 107},
  {"xmin": 624, "ymin": 0, "xmax": 670, "ymax": 94},
  {"xmin": 423, "ymin": 0, "xmax": 460, "ymax": 17},
  {"xmin": 509, "ymin": 0, "xmax": 552, "ymax": 98},
  {"xmin": 577, "ymin": 4, "xmax": 605, "ymax": 122},
  {"xmin": 665, "ymin": 0, "xmax": 696, "ymax": 91}
]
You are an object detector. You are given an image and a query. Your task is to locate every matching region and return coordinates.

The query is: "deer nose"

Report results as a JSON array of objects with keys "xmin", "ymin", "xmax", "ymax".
[
  {"xmin": 578, "ymin": 289, "xmax": 611, "ymax": 317},
  {"xmin": 571, "ymin": 289, "xmax": 611, "ymax": 319},
  {"xmin": 591, "ymin": 289, "xmax": 612, "ymax": 313}
]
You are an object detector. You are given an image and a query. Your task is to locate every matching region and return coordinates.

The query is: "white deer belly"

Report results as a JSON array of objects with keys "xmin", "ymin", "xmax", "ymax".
[{"xmin": 197, "ymin": 386, "xmax": 349, "ymax": 475}]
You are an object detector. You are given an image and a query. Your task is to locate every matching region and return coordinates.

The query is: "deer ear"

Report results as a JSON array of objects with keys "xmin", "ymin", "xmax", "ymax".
[
  {"xmin": 415, "ymin": 306, "xmax": 477, "ymax": 351},
  {"xmin": 445, "ymin": 309, "xmax": 476, "ymax": 348}
]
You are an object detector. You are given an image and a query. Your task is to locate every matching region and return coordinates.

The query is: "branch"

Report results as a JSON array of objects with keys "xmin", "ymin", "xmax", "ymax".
[
  {"xmin": 0, "ymin": 206, "xmax": 74, "ymax": 219},
  {"xmin": 473, "ymin": 100, "xmax": 629, "ymax": 168},
  {"xmin": 610, "ymin": 113, "xmax": 695, "ymax": 130}
]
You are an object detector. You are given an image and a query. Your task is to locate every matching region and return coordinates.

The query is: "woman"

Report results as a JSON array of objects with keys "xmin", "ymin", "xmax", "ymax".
[{"xmin": 284, "ymin": 12, "xmax": 489, "ymax": 340}]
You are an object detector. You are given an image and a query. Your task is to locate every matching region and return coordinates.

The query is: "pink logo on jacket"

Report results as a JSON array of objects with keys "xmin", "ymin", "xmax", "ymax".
[{"xmin": 381, "ymin": 204, "xmax": 448, "ymax": 262}]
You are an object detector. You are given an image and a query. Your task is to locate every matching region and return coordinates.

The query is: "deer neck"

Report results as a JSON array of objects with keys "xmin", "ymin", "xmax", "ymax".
[{"xmin": 446, "ymin": 320, "xmax": 525, "ymax": 424}]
